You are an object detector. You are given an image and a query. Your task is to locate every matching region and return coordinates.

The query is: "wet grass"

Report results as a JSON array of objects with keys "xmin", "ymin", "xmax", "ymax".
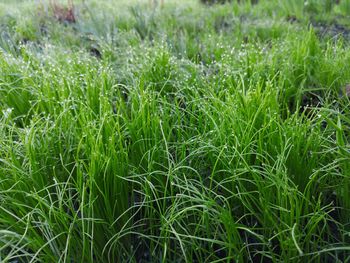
[{"xmin": 1, "ymin": 0, "xmax": 350, "ymax": 262}]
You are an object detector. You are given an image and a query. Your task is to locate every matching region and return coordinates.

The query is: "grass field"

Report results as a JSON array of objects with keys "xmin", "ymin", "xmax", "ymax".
[{"xmin": 1, "ymin": 0, "xmax": 350, "ymax": 262}]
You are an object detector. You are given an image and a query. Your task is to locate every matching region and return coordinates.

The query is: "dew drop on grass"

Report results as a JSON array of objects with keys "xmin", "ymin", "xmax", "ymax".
[{"xmin": 2, "ymin": 108, "xmax": 13, "ymax": 119}]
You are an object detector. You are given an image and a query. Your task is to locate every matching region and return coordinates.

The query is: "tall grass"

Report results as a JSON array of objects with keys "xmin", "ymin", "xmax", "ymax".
[{"xmin": 1, "ymin": 0, "xmax": 350, "ymax": 262}]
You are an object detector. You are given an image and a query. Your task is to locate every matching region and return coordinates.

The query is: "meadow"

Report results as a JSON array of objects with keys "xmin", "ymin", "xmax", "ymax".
[{"xmin": 1, "ymin": 0, "xmax": 350, "ymax": 262}]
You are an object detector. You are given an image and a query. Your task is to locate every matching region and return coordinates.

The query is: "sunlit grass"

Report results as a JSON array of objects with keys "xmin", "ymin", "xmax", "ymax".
[{"xmin": 1, "ymin": 0, "xmax": 350, "ymax": 262}]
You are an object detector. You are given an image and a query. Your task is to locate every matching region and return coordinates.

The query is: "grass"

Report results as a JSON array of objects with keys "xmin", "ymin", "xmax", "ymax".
[{"xmin": 1, "ymin": 0, "xmax": 350, "ymax": 262}]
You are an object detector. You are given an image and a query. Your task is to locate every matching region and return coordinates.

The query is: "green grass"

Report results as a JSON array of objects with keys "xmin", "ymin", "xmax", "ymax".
[{"xmin": 1, "ymin": 0, "xmax": 350, "ymax": 262}]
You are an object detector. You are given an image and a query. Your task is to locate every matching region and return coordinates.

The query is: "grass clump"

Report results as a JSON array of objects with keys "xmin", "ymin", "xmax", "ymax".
[{"xmin": 1, "ymin": 0, "xmax": 350, "ymax": 262}]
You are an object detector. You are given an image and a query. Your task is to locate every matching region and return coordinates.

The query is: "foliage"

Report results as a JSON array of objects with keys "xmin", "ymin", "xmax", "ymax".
[{"xmin": 1, "ymin": 0, "xmax": 350, "ymax": 262}]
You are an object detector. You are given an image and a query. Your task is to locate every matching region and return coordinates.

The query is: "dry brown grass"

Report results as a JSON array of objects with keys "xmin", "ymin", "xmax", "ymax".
[{"xmin": 49, "ymin": 0, "xmax": 76, "ymax": 23}]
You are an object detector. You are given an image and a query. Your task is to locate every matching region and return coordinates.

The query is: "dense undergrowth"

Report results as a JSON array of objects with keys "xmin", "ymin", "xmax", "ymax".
[{"xmin": 1, "ymin": 0, "xmax": 350, "ymax": 262}]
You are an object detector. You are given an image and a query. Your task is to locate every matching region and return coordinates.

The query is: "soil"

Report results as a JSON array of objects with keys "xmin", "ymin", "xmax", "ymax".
[{"xmin": 312, "ymin": 20, "xmax": 350, "ymax": 41}]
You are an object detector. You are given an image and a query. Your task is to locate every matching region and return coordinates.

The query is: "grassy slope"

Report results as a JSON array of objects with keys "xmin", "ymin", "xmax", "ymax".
[{"xmin": 1, "ymin": 0, "xmax": 350, "ymax": 262}]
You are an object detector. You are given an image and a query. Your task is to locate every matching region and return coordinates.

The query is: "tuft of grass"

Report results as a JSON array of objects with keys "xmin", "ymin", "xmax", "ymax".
[{"xmin": 1, "ymin": 0, "xmax": 350, "ymax": 262}]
